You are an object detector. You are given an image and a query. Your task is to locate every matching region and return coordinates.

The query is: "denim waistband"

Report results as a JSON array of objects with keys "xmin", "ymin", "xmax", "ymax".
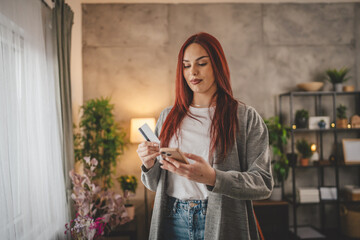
[{"xmin": 167, "ymin": 195, "xmax": 208, "ymax": 210}]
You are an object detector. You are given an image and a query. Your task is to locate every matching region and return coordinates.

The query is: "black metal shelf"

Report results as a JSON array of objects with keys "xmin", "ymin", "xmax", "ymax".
[
  {"xmin": 291, "ymin": 128, "xmax": 360, "ymax": 133},
  {"xmin": 291, "ymin": 163, "xmax": 360, "ymax": 169},
  {"xmin": 280, "ymin": 90, "xmax": 360, "ymax": 97},
  {"xmin": 279, "ymin": 90, "xmax": 360, "ymax": 237},
  {"xmin": 284, "ymin": 196, "xmax": 338, "ymax": 207},
  {"xmin": 289, "ymin": 226, "xmax": 357, "ymax": 240}
]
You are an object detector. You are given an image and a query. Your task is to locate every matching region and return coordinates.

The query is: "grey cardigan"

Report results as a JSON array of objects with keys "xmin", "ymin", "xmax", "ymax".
[{"xmin": 141, "ymin": 104, "xmax": 273, "ymax": 240}]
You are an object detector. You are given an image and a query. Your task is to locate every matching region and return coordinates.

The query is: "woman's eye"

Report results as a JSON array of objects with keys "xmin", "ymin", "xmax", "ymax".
[
  {"xmin": 183, "ymin": 65, "xmax": 190, "ymax": 68},
  {"xmin": 198, "ymin": 63, "xmax": 207, "ymax": 67}
]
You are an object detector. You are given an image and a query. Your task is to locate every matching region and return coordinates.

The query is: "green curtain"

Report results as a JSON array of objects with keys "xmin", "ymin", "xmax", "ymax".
[{"xmin": 53, "ymin": 0, "xmax": 75, "ymax": 218}]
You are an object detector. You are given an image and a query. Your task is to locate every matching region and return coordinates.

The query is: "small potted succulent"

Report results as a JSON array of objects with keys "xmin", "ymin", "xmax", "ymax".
[
  {"xmin": 296, "ymin": 139, "xmax": 313, "ymax": 166},
  {"xmin": 295, "ymin": 109, "xmax": 309, "ymax": 129},
  {"xmin": 326, "ymin": 67, "xmax": 351, "ymax": 92},
  {"xmin": 117, "ymin": 175, "xmax": 138, "ymax": 220},
  {"xmin": 317, "ymin": 119, "xmax": 326, "ymax": 129},
  {"xmin": 336, "ymin": 104, "xmax": 348, "ymax": 128}
]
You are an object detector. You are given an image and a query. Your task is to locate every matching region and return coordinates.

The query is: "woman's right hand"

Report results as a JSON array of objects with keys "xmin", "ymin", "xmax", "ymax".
[{"xmin": 136, "ymin": 141, "xmax": 160, "ymax": 170}]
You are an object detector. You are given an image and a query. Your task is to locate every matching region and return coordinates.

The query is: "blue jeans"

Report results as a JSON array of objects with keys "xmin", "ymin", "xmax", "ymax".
[{"xmin": 163, "ymin": 195, "xmax": 207, "ymax": 240}]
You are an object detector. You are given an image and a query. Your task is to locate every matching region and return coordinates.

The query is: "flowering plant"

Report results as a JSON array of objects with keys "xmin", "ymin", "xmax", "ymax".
[
  {"xmin": 65, "ymin": 157, "xmax": 129, "ymax": 239},
  {"xmin": 65, "ymin": 214, "xmax": 105, "ymax": 240}
]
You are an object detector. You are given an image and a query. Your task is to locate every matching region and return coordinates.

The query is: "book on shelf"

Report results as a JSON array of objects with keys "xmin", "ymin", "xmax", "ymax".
[{"xmin": 297, "ymin": 188, "xmax": 320, "ymax": 203}]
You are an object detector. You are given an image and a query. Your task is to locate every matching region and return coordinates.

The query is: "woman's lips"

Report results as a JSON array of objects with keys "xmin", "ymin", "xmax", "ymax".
[{"xmin": 190, "ymin": 79, "xmax": 202, "ymax": 85}]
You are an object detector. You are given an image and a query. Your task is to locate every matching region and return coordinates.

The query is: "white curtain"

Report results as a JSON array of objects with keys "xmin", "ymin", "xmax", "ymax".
[{"xmin": 0, "ymin": 0, "xmax": 68, "ymax": 239}]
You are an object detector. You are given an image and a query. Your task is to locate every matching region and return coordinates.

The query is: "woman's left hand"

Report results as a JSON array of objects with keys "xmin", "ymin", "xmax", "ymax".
[{"xmin": 160, "ymin": 152, "xmax": 216, "ymax": 186}]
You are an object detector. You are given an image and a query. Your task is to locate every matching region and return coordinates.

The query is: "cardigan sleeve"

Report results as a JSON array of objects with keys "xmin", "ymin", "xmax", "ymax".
[
  {"xmin": 208, "ymin": 106, "xmax": 273, "ymax": 200},
  {"xmin": 140, "ymin": 107, "xmax": 171, "ymax": 192}
]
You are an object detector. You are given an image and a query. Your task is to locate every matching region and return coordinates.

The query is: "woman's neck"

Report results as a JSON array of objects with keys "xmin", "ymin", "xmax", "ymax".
[{"xmin": 192, "ymin": 94, "xmax": 216, "ymax": 108}]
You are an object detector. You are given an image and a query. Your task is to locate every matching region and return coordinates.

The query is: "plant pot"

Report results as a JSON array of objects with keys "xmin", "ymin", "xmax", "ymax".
[
  {"xmin": 336, "ymin": 119, "xmax": 348, "ymax": 129},
  {"xmin": 125, "ymin": 204, "xmax": 135, "ymax": 221},
  {"xmin": 334, "ymin": 83, "xmax": 343, "ymax": 92},
  {"xmin": 269, "ymin": 186, "xmax": 282, "ymax": 201},
  {"xmin": 300, "ymin": 158, "xmax": 309, "ymax": 166},
  {"xmin": 287, "ymin": 153, "xmax": 298, "ymax": 167},
  {"xmin": 296, "ymin": 117, "xmax": 308, "ymax": 129}
]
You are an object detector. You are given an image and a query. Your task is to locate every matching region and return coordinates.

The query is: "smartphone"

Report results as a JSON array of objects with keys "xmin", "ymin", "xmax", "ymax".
[{"xmin": 160, "ymin": 148, "xmax": 189, "ymax": 164}]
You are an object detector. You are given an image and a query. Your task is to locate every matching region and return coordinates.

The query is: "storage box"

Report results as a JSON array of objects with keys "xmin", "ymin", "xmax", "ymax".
[
  {"xmin": 297, "ymin": 188, "xmax": 320, "ymax": 203},
  {"xmin": 343, "ymin": 185, "xmax": 360, "ymax": 201},
  {"xmin": 341, "ymin": 205, "xmax": 360, "ymax": 238}
]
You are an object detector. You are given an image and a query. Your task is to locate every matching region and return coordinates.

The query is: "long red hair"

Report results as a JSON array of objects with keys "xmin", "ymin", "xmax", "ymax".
[{"xmin": 159, "ymin": 32, "xmax": 239, "ymax": 160}]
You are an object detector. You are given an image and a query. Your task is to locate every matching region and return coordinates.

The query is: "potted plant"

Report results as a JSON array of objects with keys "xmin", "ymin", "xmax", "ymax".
[
  {"xmin": 74, "ymin": 97, "xmax": 128, "ymax": 189},
  {"xmin": 318, "ymin": 119, "xmax": 326, "ymax": 129},
  {"xmin": 66, "ymin": 157, "xmax": 130, "ymax": 238},
  {"xmin": 117, "ymin": 175, "xmax": 138, "ymax": 221},
  {"xmin": 336, "ymin": 104, "xmax": 348, "ymax": 129},
  {"xmin": 326, "ymin": 67, "xmax": 351, "ymax": 92},
  {"xmin": 295, "ymin": 109, "xmax": 309, "ymax": 129},
  {"xmin": 296, "ymin": 139, "xmax": 313, "ymax": 166},
  {"xmin": 264, "ymin": 116, "xmax": 290, "ymax": 200}
]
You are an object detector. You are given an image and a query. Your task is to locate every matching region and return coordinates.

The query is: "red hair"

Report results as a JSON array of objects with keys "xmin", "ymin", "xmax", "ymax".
[{"xmin": 159, "ymin": 32, "xmax": 239, "ymax": 160}]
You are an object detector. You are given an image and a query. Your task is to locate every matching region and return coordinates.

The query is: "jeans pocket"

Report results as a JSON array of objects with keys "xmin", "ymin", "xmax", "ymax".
[
  {"xmin": 165, "ymin": 201, "xmax": 177, "ymax": 217},
  {"xmin": 201, "ymin": 207, "xmax": 207, "ymax": 216}
]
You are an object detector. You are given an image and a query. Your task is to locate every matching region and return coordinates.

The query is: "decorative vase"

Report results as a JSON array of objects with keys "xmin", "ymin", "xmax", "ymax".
[
  {"xmin": 334, "ymin": 83, "xmax": 343, "ymax": 92},
  {"xmin": 296, "ymin": 117, "xmax": 308, "ymax": 129},
  {"xmin": 125, "ymin": 204, "xmax": 135, "ymax": 221},
  {"xmin": 300, "ymin": 158, "xmax": 309, "ymax": 166},
  {"xmin": 336, "ymin": 119, "xmax": 348, "ymax": 129},
  {"xmin": 318, "ymin": 120, "xmax": 326, "ymax": 129},
  {"xmin": 269, "ymin": 186, "xmax": 282, "ymax": 201}
]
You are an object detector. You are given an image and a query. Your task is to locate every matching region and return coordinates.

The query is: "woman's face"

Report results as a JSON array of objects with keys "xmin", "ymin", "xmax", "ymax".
[{"xmin": 183, "ymin": 43, "xmax": 217, "ymax": 97}]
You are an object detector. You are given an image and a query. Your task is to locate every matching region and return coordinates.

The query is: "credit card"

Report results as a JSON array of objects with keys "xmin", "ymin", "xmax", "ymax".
[{"xmin": 138, "ymin": 123, "xmax": 160, "ymax": 144}]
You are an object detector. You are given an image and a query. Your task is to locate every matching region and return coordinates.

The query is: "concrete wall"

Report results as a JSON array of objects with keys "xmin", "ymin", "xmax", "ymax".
[{"xmin": 82, "ymin": 2, "xmax": 359, "ymax": 236}]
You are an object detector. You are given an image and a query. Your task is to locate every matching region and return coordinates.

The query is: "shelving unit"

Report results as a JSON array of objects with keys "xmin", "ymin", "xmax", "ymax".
[{"xmin": 279, "ymin": 91, "xmax": 360, "ymax": 239}]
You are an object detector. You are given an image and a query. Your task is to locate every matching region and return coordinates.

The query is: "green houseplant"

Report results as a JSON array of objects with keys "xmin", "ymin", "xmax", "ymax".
[
  {"xmin": 74, "ymin": 97, "xmax": 128, "ymax": 188},
  {"xmin": 295, "ymin": 109, "xmax": 309, "ymax": 129},
  {"xmin": 326, "ymin": 67, "xmax": 351, "ymax": 92},
  {"xmin": 296, "ymin": 139, "xmax": 312, "ymax": 166},
  {"xmin": 336, "ymin": 104, "xmax": 348, "ymax": 128},
  {"xmin": 264, "ymin": 116, "xmax": 290, "ymax": 186}
]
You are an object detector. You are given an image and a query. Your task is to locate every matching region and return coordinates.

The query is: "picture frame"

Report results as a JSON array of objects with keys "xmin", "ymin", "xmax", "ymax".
[
  {"xmin": 319, "ymin": 187, "xmax": 337, "ymax": 200},
  {"xmin": 308, "ymin": 116, "xmax": 330, "ymax": 130},
  {"xmin": 342, "ymin": 139, "xmax": 360, "ymax": 164}
]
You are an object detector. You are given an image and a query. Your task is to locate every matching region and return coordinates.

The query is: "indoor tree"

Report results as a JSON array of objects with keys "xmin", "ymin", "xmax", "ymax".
[{"xmin": 74, "ymin": 97, "xmax": 127, "ymax": 188}]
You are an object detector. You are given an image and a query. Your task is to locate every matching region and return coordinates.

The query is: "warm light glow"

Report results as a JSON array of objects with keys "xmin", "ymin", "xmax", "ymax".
[
  {"xmin": 331, "ymin": 122, "xmax": 335, "ymax": 128},
  {"xmin": 347, "ymin": 123, "xmax": 351, "ymax": 129},
  {"xmin": 292, "ymin": 124, "xmax": 297, "ymax": 130},
  {"xmin": 311, "ymin": 143, "xmax": 317, "ymax": 152},
  {"xmin": 130, "ymin": 118, "xmax": 156, "ymax": 143}
]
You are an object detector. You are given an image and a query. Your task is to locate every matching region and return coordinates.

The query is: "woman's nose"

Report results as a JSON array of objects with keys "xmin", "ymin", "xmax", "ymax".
[{"xmin": 190, "ymin": 66, "xmax": 198, "ymax": 76}]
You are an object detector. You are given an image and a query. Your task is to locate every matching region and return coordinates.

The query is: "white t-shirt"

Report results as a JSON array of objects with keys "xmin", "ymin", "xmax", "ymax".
[{"xmin": 165, "ymin": 106, "xmax": 215, "ymax": 200}]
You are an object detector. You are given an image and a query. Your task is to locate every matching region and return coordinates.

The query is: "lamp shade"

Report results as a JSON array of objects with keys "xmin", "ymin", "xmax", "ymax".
[{"xmin": 130, "ymin": 118, "xmax": 156, "ymax": 143}]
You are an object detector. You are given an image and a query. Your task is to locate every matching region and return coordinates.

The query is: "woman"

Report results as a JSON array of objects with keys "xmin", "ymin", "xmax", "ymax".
[{"xmin": 137, "ymin": 32, "xmax": 273, "ymax": 240}]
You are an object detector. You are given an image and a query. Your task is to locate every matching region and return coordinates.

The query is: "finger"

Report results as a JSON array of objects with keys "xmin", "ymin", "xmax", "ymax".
[
  {"xmin": 143, "ymin": 152, "xmax": 160, "ymax": 162},
  {"xmin": 138, "ymin": 150, "xmax": 159, "ymax": 158},
  {"xmin": 161, "ymin": 159, "xmax": 178, "ymax": 172},
  {"xmin": 183, "ymin": 153, "xmax": 204, "ymax": 162},
  {"xmin": 139, "ymin": 141, "xmax": 159, "ymax": 148},
  {"xmin": 164, "ymin": 157, "xmax": 183, "ymax": 168},
  {"xmin": 137, "ymin": 145, "xmax": 159, "ymax": 154}
]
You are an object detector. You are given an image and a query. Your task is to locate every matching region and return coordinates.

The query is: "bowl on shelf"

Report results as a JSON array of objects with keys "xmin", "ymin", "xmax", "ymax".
[{"xmin": 297, "ymin": 82, "xmax": 324, "ymax": 92}]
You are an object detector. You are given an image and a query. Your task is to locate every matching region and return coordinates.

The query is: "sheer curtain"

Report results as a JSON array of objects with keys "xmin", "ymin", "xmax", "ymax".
[{"xmin": 0, "ymin": 0, "xmax": 68, "ymax": 239}]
